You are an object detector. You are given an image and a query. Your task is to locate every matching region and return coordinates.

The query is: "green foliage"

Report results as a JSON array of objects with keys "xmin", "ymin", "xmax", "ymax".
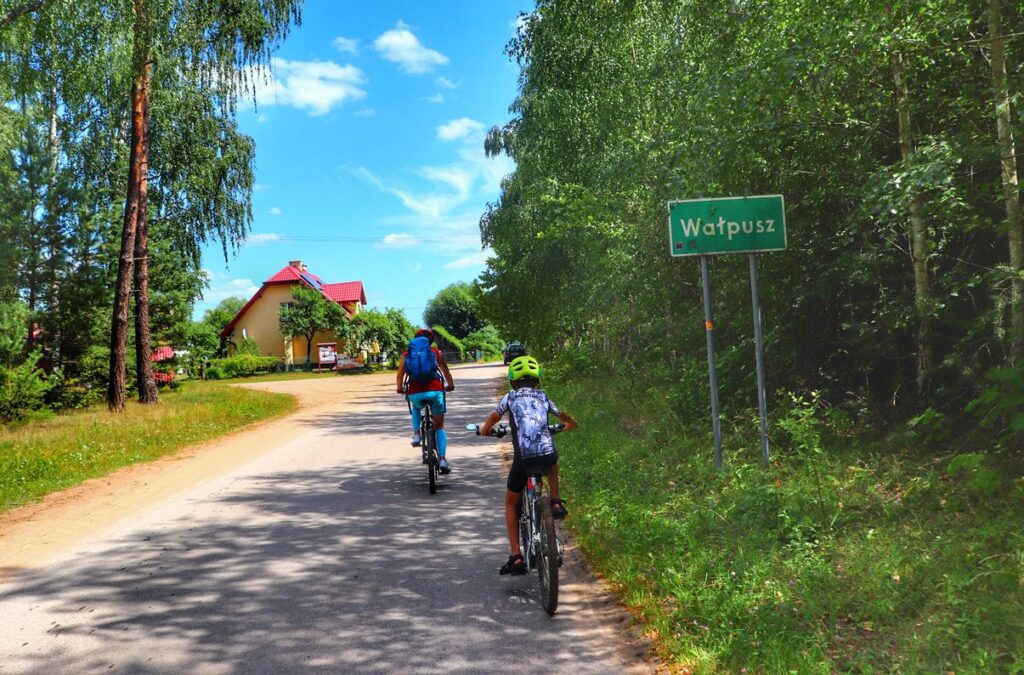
[
  {"xmin": 424, "ymin": 281, "xmax": 486, "ymax": 339},
  {"xmin": 430, "ymin": 324, "xmax": 465, "ymax": 358},
  {"xmin": 169, "ymin": 320, "xmax": 219, "ymax": 374},
  {"xmin": 235, "ymin": 336, "xmax": 262, "ymax": 356},
  {"xmin": 967, "ymin": 366, "xmax": 1024, "ymax": 440},
  {"xmin": 201, "ymin": 297, "xmax": 246, "ymax": 335},
  {"xmin": 0, "ymin": 0, "xmax": 302, "ymax": 410},
  {"xmin": 0, "ymin": 350, "xmax": 60, "ymax": 422},
  {"xmin": 0, "ymin": 300, "xmax": 28, "ymax": 366},
  {"xmin": 481, "ymin": 0, "xmax": 1022, "ymax": 423},
  {"xmin": 206, "ymin": 353, "xmax": 278, "ymax": 379},
  {"xmin": 946, "ymin": 453, "xmax": 1004, "ymax": 498},
  {"xmin": 354, "ymin": 307, "xmax": 414, "ymax": 358},
  {"xmin": 550, "ymin": 372, "xmax": 1024, "ymax": 672},
  {"xmin": 462, "ymin": 324, "xmax": 504, "ymax": 358}
]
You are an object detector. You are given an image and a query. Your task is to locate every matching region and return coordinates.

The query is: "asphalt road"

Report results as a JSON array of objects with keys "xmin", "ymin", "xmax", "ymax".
[{"xmin": 0, "ymin": 364, "xmax": 650, "ymax": 674}]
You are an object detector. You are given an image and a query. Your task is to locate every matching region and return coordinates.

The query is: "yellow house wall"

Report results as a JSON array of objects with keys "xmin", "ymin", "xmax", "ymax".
[{"xmin": 226, "ymin": 285, "xmax": 295, "ymax": 358}]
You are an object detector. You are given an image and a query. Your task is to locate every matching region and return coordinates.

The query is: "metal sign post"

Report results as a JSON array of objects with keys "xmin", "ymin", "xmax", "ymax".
[
  {"xmin": 700, "ymin": 255, "xmax": 723, "ymax": 471},
  {"xmin": 749, "ymin": 254, "xmax": 770, "ymax": 465},
  {"xmin": 668, "ymin": 194, "xmax": 785, "ymax": 470}
]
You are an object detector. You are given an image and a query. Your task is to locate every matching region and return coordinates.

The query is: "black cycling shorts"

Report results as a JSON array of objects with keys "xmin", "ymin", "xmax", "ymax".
[{"xmin": 506, "ymin": 452, "xmax": 557, "ymax": 493}]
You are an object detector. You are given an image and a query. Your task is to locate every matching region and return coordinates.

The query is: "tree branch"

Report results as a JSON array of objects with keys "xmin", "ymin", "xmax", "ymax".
[{"xmin": 0, "ymin": 0, "xmax": 49, "ymax": 28}]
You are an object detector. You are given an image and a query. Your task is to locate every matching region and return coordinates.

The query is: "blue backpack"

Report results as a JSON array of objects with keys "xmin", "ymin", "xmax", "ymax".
[{"xmin": 405, "ymin": 336, "xmax": 438, "ymax": 383}]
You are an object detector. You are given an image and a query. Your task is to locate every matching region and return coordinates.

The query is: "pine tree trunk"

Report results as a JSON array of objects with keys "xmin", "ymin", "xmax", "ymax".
[
  {"xmin": 45, "ymin": 86, "xmax": 62, "ymax": 365},
  {"xmin": 107, "ymin": 3, "xmax": 150, "ymax": 412},
  {"xmin": 892, "ymin": 50, "xmax": 933, "ymax": 393},
  {"xmin": 133, "ymin": 70, "xmax": 157, "ymax": 404},
  {"xmin": 989, "ymin": 0, "xmax": 1024, "ymax": 363}
]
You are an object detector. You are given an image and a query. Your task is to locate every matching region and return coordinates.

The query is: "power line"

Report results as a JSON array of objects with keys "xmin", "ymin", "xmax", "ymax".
[{"xmin": 249, "ymin": 233, "xmax": 481, "ymax": 243}]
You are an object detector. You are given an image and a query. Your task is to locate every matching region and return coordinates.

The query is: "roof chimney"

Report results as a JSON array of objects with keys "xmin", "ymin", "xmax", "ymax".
[{"xmin": 289, "ymin": 260, "xmax": 306, "ymax": 272}]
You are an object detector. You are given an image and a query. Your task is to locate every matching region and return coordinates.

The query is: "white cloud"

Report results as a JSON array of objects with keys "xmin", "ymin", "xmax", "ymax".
[
  {"xmin": 437, "ymin": 117, "xmax": 485, "ymax": 142},
  {"xmin": 411, "ymin": 262, "xmax": 423, "ymax": 273},
  {"xmin": 333, "ymin": 36, "xmax": 360, "ymax": 54},
  {"xmin": 269, "ymin": 207, "xmax": 283, "ymax": 216},
  {"xmin": 444, "ymin": 251, "xmax": 490, "ymax": 270},
  {"xmin": 253, "ymin": 183, "xmax": 272, "ymax": 192},
  {"xmin": 374, "ymin": 21, "xmax": 448, "ymax": 74},
  {"xmin": 253, "ymin": 57, "xmax": 366, "ymax": 116},
  {"xmin": 422, "ymin": 93, "xmax": 445, "ymax": 104},
  {"xmin": 202, "ymin": 273, "xmax": 260, "ymax": 304},
  {"xmin": 419, "ymin": 165, "xmax": 474, "ymax": 199},
  {"xmin": 248, "ymin": 232, "xmax": 285, "ymax": 243},
  {"xmin": 355, "ymin": 108, "xmax": 376, "ymax": 117},
  {"xmin": 378, "ymin": 233, "xmax": 420, "ymax": 248},
  {"xmin": 435, "ymin": 76, "xmax": 458, "ymax": 89},
  {"xmin": 350, "ymin": 142, "xmax": 514, "ymax": 269},
  {"xmin": 257, "ymin": 113, "xmax": 270, "ymax": 123}
]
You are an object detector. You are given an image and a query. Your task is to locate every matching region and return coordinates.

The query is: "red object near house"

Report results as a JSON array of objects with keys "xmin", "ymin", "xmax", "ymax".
[
  {"xmin": 151, "ymin": 345, "xmax": 175, "ymax": 384},
  {"xmin": 151, "ymin": 345, "xmax": 174, "ymax": 362}
]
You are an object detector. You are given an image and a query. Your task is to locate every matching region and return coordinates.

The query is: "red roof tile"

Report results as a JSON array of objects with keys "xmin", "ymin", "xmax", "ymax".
[{"xmin": 322, "ymin": 281, "xmax": 366, "ymax": 305}]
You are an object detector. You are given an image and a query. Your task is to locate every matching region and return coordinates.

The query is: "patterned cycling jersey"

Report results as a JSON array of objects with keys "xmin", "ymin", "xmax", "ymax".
[{"xmin": 495, "ymin": 387, "xmax": 562, "ymax": 460}]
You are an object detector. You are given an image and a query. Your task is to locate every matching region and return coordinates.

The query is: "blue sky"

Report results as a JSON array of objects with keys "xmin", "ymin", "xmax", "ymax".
[{"xmin": 195, "ymin": 1, "xmax": 529, "ymax": 323}]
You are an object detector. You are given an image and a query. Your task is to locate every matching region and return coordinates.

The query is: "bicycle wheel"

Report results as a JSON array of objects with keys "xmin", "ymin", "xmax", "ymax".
[
  {"xmin": 536, "ymin": 496, "xmax": 559, "ymax": 615},
  {"xmin": 425, "ymin": 428, "xmax": 437, "ymax": 494},
  {"xmin": 519, "ymin": 505, "xmax": 533, "ymax": 571}
]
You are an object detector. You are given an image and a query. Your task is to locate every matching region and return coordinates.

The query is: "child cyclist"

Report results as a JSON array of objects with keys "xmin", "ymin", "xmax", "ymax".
[
  {"xmin": 478, "ymin": 355, "xmax": 577, "ymax": 576},
  {"xmin": 397, "ymin": 328, "xmax": 456, "ymax": 473}
]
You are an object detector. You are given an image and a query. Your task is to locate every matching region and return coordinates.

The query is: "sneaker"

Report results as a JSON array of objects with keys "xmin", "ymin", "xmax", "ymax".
[
  {"xmin": 438, "ymin": 458, "xmax": 451, "ymax": 474},
  {"xmin": 500, "ymin": 553, "xmax": 527, "ymax": 576},
  {"xmin": 550, "ymin": 498, "xmax": 568, "ymax": 520},
  {"xmin": 411, "ymin": 434, "xmax": 421, "ymax": 447}
]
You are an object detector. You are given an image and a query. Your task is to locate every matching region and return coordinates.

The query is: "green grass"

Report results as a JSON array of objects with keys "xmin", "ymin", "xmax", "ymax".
[
  {"xmin": 0, "ymin": 382, "xmax": 295, "ymax": 513},
  {"xmin": 549, "ymin": 377, "xmax": 1024, "ymax": 673},
  {"xmin": 217, "ymin": 370, "xmax": 340, "ymax": 383},
  {"xmin": 211, "ymin": 365, "xmax": 397, "ymax": 383}
]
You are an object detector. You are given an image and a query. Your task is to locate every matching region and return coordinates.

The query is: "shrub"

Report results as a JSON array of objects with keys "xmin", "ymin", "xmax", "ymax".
[
  {"xmin": 235, "ymin": 337, "xmax": 263, "ymax": 356},
  {"xmin": 0, "ymin": 350, "xmax": 61, "ymax": 422},
  {"xmin": 50, "ymin": 377, "xmax": 101, "ymax": 410},
  {"xmin": 463, "ymin": 325, "xmax": 504, "ymax": 358},
  {"xmin": 207, "ymin": 354, "xmax": 279, "ymax": 379}
]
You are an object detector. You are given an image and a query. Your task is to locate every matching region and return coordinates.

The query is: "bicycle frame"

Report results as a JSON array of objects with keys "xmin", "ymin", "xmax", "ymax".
[
  {"xmin": 409, "ymin": 392, "xmax": 445, "ymax": 494},
  {"xmin": 520, "ymin": 473, "xmax": 543, "ymax": 572}
]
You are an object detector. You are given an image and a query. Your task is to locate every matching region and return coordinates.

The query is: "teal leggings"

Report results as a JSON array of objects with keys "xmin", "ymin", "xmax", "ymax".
[{"xmin": 409, "ymin": 391, "xmax": 448, "ymax": 457}]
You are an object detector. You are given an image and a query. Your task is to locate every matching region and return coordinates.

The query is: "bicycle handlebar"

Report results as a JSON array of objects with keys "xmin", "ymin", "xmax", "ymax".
[{"xmin": 464, "ymin": 423, "xmax": 565, "ymax": 438}]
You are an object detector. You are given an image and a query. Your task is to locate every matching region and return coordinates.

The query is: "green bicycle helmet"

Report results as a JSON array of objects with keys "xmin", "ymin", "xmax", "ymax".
[{"xmin": 508, "ymin": 355, "xmax": 542, "ymax": 383}]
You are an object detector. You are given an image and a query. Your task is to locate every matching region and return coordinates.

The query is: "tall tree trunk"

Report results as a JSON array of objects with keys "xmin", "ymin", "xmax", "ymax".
[
  {"xmin": 892, "ymin": 50, "xmax": 933, "ymax": 393},
  {"xmin": 133, "ymin": 73, "xmax": 157, "ymax": 404},
  {"xmin": 107, "ymin": 2, "xmax": 150, "ymax": 412},
  {"xmin": 989, "ymin": 0, "xmax": 1024, "ymax": 363},
  {"xmin": 45, "ymin": 86, "xmax": 62, "ymax": 365}
]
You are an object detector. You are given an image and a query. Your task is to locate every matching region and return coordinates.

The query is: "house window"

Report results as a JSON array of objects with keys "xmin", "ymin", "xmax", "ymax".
[{"xmin": 281, "ymin": 302, "xmax": 294, "ymax": 309}]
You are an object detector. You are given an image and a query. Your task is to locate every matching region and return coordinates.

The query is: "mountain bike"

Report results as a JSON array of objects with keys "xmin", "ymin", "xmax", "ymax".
[
  {"xmin": 467, "ymin": 422, "xmax": 566, "ymax": 615},
  {"xmin": 408, "ymin": 392, "xmax": 445, "ymax": 494}
]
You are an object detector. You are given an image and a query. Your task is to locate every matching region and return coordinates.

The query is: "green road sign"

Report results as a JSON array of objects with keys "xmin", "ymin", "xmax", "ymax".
[{"xmin": 668, "ymin": 194, "xmax": 786, "ymax": 257}]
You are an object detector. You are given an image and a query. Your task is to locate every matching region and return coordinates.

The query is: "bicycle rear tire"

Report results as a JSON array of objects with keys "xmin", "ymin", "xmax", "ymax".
[
  {"xmin": 536, "ymin": 496, "xmax": 559, "ymax": 615},
  {"xmin": 425, "ymin": 429, "xmax": 437, "ymax": 494}
]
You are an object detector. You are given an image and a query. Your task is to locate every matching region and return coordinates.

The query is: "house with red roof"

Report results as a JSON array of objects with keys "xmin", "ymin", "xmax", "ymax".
[{"xmin": 220, "ymin": 260, "xmax": 367, "ymax": 368}]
